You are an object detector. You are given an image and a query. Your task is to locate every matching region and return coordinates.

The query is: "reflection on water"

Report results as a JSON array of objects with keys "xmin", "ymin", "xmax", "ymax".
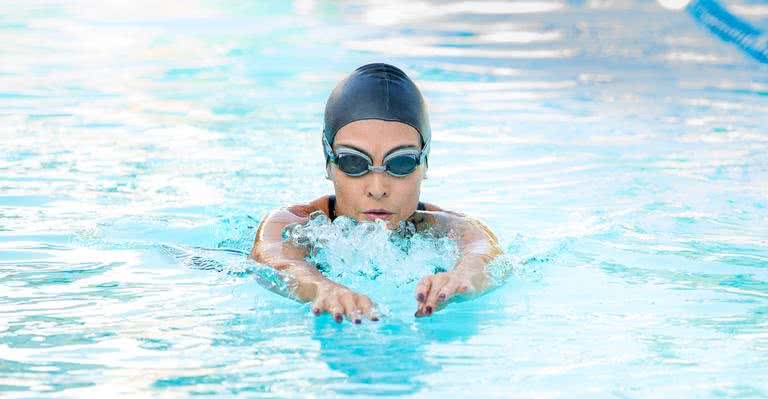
[{"xmin": 1, "ymin": 0, "xmax": 767, "ymax": 397}]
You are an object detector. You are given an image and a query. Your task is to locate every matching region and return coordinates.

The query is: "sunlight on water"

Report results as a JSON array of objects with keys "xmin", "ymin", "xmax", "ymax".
[{"xmin": 1, "ymin": 0, "xmax": 767, "ymax": 397}]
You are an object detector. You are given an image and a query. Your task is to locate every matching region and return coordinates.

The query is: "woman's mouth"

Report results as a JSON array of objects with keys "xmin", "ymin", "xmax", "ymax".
[{"xmin": 362, "ymin": 209, "xmax": 394, "ymax": 221}]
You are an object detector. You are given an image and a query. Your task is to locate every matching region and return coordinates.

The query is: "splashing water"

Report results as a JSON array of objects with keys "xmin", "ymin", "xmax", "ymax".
[
  {"xmin": 3, "ymin": 0, "xmax": 767, "ymax": 395},
  {"xmin": 71, "ymin": 208, "xmax": 536, "ymax": 314},
  {"xmin": 284, "ymin": 211, "xmax": 458, "ymax": 287},
  {"xmin": 280, "ymin": 211, "xmax": 525, "ymax": 313}
]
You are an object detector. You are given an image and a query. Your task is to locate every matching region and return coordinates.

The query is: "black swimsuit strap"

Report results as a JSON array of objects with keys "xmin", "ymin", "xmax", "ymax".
[
  {"xmin": 328, "ymin": 195, "xmax": 337, "ymax": 221},
  {"xmin": 327, "ymin": 195, "xmax": 425, "ymax": 221}
]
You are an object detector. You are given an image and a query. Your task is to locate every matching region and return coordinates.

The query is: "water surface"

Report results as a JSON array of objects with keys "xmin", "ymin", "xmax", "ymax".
[{"xmin": 1, "ymin": 0, "xmax": 767, "ymax": 397}]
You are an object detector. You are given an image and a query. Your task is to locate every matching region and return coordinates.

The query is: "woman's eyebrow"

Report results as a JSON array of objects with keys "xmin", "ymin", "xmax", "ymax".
[
  {"xmin": 335, "ymin": 143, "xmax": 419, "ymax": 159},
  {"xmin": 384, "ymin": 144, "xmax": 419, "ymax": 156},
  {"xmin": 335, "ymin": 144, "xmax": 373, "ymax": 159}
]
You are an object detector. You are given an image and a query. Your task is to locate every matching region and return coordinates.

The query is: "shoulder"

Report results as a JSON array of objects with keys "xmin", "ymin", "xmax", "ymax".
[
  {"xmin": 419, "ymin": 202, "xmax": 464, "ymax": 217},
  {"xmin": 284, "ymin": 195, "xmax": 330, "ymax": 218},
  {"xmin": 409, "ymin": 202, "xmax": 466, "ymax": 232},
  {"xmin": 251, "ymin": 196, "xmax": 330, "ymax": 260},
  {"xmin": 420, "ymin": 201, "xmax": 442, "ymax": 212},
  {"xmin": 259, "ymin": 196, "xmax": 330, "ymax": 228}
]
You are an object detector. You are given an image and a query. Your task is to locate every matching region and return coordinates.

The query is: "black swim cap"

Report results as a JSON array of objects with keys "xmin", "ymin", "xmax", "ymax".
[{"xmin": 322, "ymin": 63, "xmax": 431, "ymax": 163}]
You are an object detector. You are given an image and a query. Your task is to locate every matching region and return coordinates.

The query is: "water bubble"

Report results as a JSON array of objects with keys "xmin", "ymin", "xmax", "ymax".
[{"xmin": 282, "ymin": 214, "xmax": 460, "ymax": 292}]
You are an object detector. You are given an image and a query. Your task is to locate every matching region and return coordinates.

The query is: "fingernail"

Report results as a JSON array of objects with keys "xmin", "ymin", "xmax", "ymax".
[
  {"xmin": 426, "ymin": 306, "xmax": 432, "ymax": 315},
  {"xmin": 414, "ymin": 310, "xmax": 421, "ymax": 317},
  {"xmin": 437, "ymin": 293, "xmax": 446, "ymax": 302},
  {"xmin": 417, "ymin": 293, "xmax": 425, "ymax": 302},
  {"xmin": 313, "ymin": 308, "xmax": 320, "ymax": 315},
  {"xmin": 354, "ymin": 319, "xmax": 361, "ymax": 324},
  {"xmin": 334, "ymin": 314, "xmax": 342, "ymax": 323},
  {"xmin": 371, "ymin": 317, "xmax": 379, "ymax": 322}
]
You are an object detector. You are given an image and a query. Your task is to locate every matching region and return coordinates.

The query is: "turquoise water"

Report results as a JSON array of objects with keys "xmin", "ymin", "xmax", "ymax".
[{"xmin": 2, "ymin": 0, "xmax": 768, "ymax": 397}]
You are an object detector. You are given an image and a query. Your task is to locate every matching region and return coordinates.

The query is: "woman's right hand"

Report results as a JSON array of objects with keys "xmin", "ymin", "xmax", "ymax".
[{"xmin": 312, "ymin": 281, "xmax": 379, "ymax": 324}]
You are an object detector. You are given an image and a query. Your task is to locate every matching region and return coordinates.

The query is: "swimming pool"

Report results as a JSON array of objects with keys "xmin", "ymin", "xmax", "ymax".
[{"xmin": 1, "ymin": 0, "xmax": 767, "ymax": 397}]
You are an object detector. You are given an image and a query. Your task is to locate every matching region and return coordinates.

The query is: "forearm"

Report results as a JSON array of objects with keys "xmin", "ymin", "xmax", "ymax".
[
  {"xmin": 250, "ymin": 206, "xmax": 334, "ymax": 303},
  {"xmin": 453, "ymin": 250, "xmax": 501, "ymax": 292},
  {"xmin": 452, "ymin": 220, "xmax": 503, "ymax": 292},
  {"xmin": 413, "ymin": 222, "xmax": 503, "ymax": 317},
  {"xmin": 276, "ymin": 259, "xmax": 336, "ymax": 302},
  {"xmin": 252, "ymin": 249, "xmax": 334, "ymax": 303}
]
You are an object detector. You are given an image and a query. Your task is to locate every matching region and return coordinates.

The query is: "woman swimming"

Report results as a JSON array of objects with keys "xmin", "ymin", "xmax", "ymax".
[{"xmin": 250, "ymin": 63, "xmax": 503, "ymax": 324}]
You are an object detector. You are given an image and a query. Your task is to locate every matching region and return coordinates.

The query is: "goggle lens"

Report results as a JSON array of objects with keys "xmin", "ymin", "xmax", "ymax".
[
  {"xmin": 337, "ymin": 153, "xmax": 371, "ymax": 176},
  {"xmin": 385, "ymin": 155, "xmax": 418, "ymax": 176}
]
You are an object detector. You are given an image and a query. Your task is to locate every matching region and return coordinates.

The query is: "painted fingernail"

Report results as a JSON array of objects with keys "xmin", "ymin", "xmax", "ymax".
[
  {"xmin": 417, "ymin": 293, "xmax": 425, "ymax": 302},
  {"xmin": 354, "ymin": 319, "xmax": 361, "ymax": 324},
  {"xmin": 437, "ymin": 293, "xmax": 446, "ymax": 302},
  {"xmin": 313, "ymin": 308, "xmax": 320, "ymax": 315},
  {"xmin": 371, "ymin": 317, "xmax": 379, "ymax": 322},
  {"xmin": 334, "ymin": 313, "xmax": 342, "ymax": 323},
  {"xmin": 426, "ymin": 306, "xmax": 432, "ymax": 315}
]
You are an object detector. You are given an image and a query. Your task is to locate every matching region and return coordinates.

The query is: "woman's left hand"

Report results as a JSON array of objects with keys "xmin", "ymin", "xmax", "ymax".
[{"xmin": 413, "ymin": 271, "xmax": 476, "ymax": 317}]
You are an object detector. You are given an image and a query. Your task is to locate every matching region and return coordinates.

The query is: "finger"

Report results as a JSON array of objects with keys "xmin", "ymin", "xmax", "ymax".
[
  {"xmin": 326, "ymin": 296, "xmax": 344, "ymax": 323},
  {"xmin": 339, "ymin": 293, "xmax": 361, "ymax": 324},
  {"xmin": 424, "ymin": 274, "xmax": 450, "ymax": 316},
  {"xmin": 436, "ymin": 278, "xmax": 462, "ymax": 307},
  {"xmin": 414, "ymin": 298, "xmax": 430, "ymax": 318},
  {"xmin": 415, "ymin": 276, "xmax": 437, "ymax": 317},
  {"xmin": 356, "ymin": 295, "xmax": 379, "ymax": 321},
  {"xmin": 414, "ymin": 302, "xmax": 427, "ymax": 317},
  {"xmin": 311, "ymin": 298, "xmax": 324, "ymax": 316},
  {"xmin": 414, "ymin": 277, "xmax": 431, "ymax": 303}
]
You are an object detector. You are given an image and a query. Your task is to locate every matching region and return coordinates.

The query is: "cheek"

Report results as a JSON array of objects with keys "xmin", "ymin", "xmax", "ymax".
[
  {"xmin": 332, "ymin": 171, "xmax": 364, "ymax": 204},
  {"xmin": 401, "ymin": 167, "xmax": 424, "ymax": 194},
  {"xmin": 393, "ymin": 173, "xmax": 424, "ymax": 212}
]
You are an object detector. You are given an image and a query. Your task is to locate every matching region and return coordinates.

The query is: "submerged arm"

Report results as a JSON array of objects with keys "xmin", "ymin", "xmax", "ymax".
[
  {"xmin": 250, "ymin": 202, "xmax": 378, "ymax": 323},
  {"xmin": 250, "ymin": 206, "xmax": 326, "ymax": 301},
  {"xmin": 413, "ymin": 210, "xmax": 503, "ymax": 317}
]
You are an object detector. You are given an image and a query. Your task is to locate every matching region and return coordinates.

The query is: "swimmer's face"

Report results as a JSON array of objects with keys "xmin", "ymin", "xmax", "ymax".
[{"xmin": 330, "ymin": 119, "xmax": 426, "ymax": 229}]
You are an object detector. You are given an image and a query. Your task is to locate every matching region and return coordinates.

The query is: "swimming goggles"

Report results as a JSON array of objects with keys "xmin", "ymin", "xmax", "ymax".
[{"xmin": 323, "ymin": 136, "xmax": 429, "ymax": 177}]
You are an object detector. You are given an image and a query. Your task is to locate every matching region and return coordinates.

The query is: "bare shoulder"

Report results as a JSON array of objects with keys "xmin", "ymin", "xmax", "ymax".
[
  {"xmin": 412, "ymin": 204, "xmax": 499, "ymax": 243},
  {"xmin": 410, "ymin": 202, "xmax": 466, "ymax": 232},
  {"xmin": 420, "ymin": 202, "xmax": 466, "ymax": 218},
  {"xmin": 267, "ymin": 195, "xmax": 330, "ymax": 223},
  {"xmin": 286, "ymin": 195, "xmax": 330, "ymax": 218},
  {"xmin": 421, "ymin": 201, "xmax": 443, "ymax": 212},
  {"xmin": 251, "ymin": 196, "xmax": 330, "ymax": 260}
]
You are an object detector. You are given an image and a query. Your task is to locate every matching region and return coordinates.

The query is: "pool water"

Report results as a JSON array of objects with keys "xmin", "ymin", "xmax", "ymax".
[{"xmin": 1, "ymin": 0, "xmax": 767, "ymax": 397}]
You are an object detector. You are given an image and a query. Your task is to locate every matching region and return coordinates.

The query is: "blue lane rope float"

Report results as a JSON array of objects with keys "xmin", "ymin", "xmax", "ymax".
[{"xmin": 687, "ymin": 0, "xmax": 768, "ymax": 63}]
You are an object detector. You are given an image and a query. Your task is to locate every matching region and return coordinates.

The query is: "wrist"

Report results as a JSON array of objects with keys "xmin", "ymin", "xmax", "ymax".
[{"xmin": 310, "ymin": 279, "xmax": 343, "ymax": 299}]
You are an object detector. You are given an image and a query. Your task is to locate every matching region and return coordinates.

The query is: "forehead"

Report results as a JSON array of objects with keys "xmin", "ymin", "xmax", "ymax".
[{"xmin": 334, "ymin": 119, "xmax": 420, "ymax": 149}]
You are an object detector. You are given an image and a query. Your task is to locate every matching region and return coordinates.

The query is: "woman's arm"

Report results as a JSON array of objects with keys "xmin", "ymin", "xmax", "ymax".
[
  {"xmin": 250, "ymin": 199, "xmax": 378, "ymax": 323},
  {"xmin": 411, "ymin": 210, "xmax": 504, "ymax": 317}
]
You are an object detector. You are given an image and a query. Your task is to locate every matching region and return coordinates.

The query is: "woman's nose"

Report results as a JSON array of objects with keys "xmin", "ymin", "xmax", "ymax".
[{"xmin": 366, "ymin": 170, "xmax": 389, "ymax": 199}]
